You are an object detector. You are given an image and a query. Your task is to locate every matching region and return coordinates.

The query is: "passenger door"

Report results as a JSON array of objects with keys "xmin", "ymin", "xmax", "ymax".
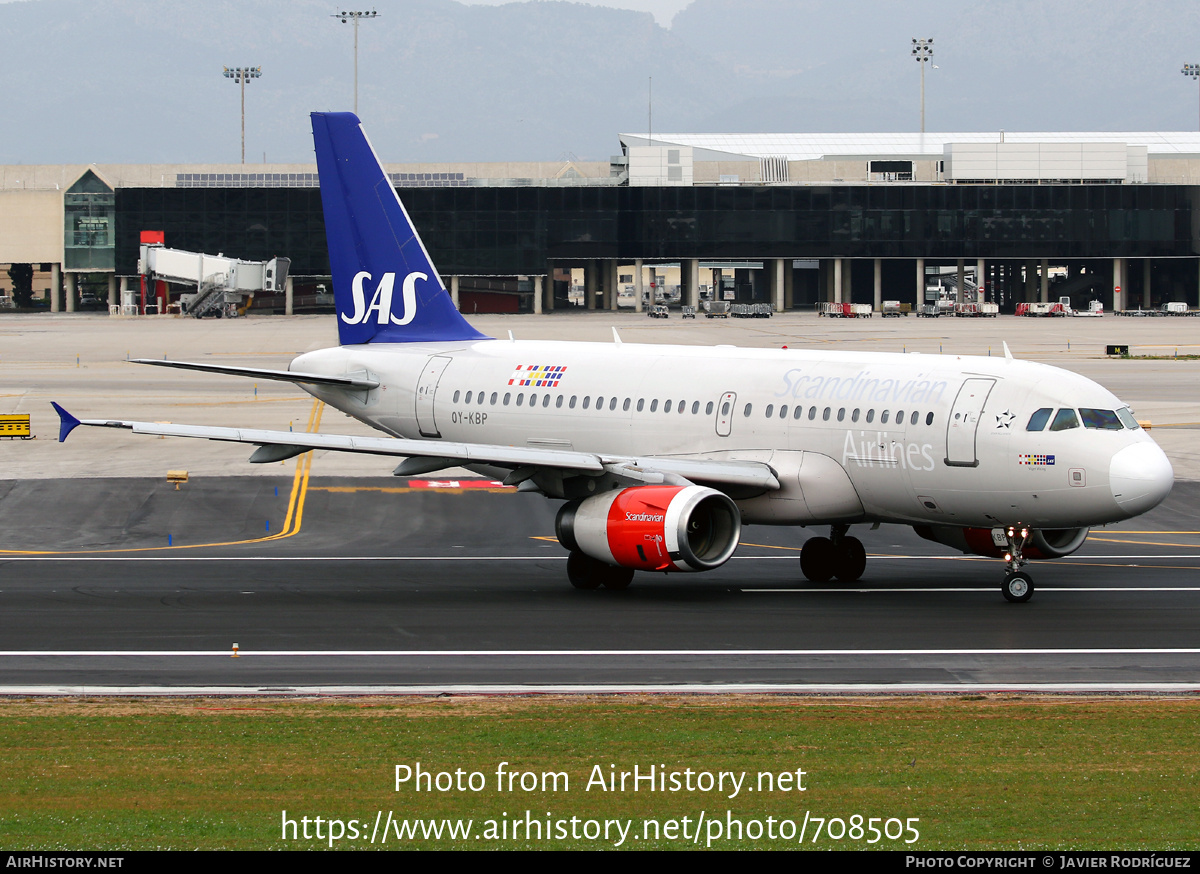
[
  {"xmin": 945, "ymin": 378, "xmax": 996, "ymax": 467},
  {"xmin": 415, "ymin": 355, "xmax": 452, "ymax": 438}
]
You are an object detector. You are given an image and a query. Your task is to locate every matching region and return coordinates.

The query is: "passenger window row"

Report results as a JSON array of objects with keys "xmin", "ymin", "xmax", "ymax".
[
  {"xmin": 761, "ymin": 403, "xmax": 935, "ymax": 427},
  {"xmin": 451, "ymin": 389, "xmax": 714, "ymax": 414},
  {"xmin": 448, "ymin": 388, "xmax": 935, "ymax": 427}
]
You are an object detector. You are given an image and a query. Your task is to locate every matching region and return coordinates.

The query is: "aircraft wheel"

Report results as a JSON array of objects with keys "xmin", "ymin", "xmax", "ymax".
[
  {"xmin": 567, "ymin": 551, "xmax": 605, "ymax": 590},
  {"xmin": 1002, "ymin": 571, "xmax": 1034, "ymax": 603},
  {"xmin": 800, "ymin": 536, "xmax": 836, "ymax": 582},
  {"xmin": 602, "ymin": 566, "xmax": 635, "ymax": 590},
  {"xmin": 834, "ymin": 536, "xmax": 867, "ymax": 582}
]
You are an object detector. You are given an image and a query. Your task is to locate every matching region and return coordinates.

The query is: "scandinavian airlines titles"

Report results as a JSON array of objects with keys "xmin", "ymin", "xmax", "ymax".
[
  {"xmin": 843, "ymin": 431, "xmax": 937, "ymax": 471},
  {"xmin": 777, "ymin": 368, "xmax": 949, "ymax": 405}
]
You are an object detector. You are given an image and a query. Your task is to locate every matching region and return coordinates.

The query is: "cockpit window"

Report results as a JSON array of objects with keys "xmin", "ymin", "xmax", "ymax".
[
  {"xmin": 1026, "ymin": 408, "xmax": 1052, "ymax": 431},
  {"xmin": 1080, "ymin": 408, "xmax": 1123, "ymax": 430},
  {"xmin": 1049, "ymin": 408, "xmax": 1080, "ymax": 431},
  {"xmin": 1117, "ymin": 407, "xmax": 1140, "ymax": 430}
]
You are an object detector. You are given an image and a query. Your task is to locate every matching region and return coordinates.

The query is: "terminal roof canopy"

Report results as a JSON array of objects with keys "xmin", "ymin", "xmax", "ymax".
[{"xmin": 618, "ymin": 132, "xmax": 1200, "ymax": 162}]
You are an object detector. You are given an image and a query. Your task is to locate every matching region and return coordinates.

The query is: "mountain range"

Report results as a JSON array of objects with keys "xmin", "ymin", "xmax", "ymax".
[{"xmin": 2, "ymin": 0, "xmax": 1198, "ymax": 164}]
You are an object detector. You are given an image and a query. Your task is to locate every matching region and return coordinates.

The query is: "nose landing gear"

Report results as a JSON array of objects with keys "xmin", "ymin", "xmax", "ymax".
[{"xmin": 1001, "ymin": 526, "xmax": 1035, "ymax": 603}]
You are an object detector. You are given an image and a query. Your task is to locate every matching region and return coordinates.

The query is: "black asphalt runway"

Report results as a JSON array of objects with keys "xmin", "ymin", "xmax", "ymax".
[{"xmin": 1, "ymin": 476, "xmax": 1199, "ymax": 691}]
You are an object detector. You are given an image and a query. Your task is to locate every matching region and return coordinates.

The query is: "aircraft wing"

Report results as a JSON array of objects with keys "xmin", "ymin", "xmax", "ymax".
[
  {"xmin": 130, "ymin": 359, "xmax": 379, "ymax": 390},
  {"xmin": 50, "ymin": 404, "xmax": 780, "ymax": 492}
]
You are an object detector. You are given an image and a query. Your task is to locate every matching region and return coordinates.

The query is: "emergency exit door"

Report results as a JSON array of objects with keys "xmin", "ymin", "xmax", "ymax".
[{"xmin": 715, "ymin": 392, "xmax": 737, "ymax": 437}]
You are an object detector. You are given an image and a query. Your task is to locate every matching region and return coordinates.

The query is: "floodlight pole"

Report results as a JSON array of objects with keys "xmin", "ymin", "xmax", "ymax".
[
  {"xmin": 1183, "ymin": 64, "xmax": 1200, "ymax": 131},
  {"xmin": 912, "ymin": 38, "xmax": 933, "ymax": 134},
  {"xmin": 223, "ymin": 66, "xmax": 262, "ymax": 164},
  {"xmin": 334, "ymin": 10, "xmax": 379, "ymax": 115}
]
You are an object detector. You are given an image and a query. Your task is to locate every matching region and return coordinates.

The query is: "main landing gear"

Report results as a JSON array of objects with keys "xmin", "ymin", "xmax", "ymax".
[
  {"xmin": 1001, "ymin": 526, "xmax": 1035, "ymax": 603},
  {"xmin": 800, "ymin": 525, "xmax": 866, "ymax": 583},
  {"xmin": 567, "ymin": 551, "xmax": 635, "ymax": 590}
]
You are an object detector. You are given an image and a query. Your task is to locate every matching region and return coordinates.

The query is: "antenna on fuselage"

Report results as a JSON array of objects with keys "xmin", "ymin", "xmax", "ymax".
[
  {"xmin": 612, "ymin": 327, "xmax": 622, "ymax": 344},
  {"xmin": 508, "ymin": 330, "xmax": 515, "ymax": 342},
  {"xmin": 1003, "ymin": 341, "xmax": 1014, "ymax": 361}
]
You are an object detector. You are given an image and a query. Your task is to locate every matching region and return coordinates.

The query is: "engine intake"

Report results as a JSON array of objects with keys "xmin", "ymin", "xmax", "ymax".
[
  {"xmin": 913, "ymin": 525, "xmax": 1089, "ymax": 559},
  {"xmin": 556, "ymin": 485, "xmax": 741, "ymax": 572}
]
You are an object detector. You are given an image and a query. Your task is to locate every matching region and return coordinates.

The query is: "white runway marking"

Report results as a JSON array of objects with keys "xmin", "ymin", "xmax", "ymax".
[
  {"xmin": 3, "ymin": 647, "xmax": 1200, "ymax": 657},
  {"xmin": 1, "ymin": 553, "xmax": 1198, "ymax": 561},
  {"xmin": 1, "ymin": 684, "xmax": 1198, "ymax": 696},
  {"xmin": 742, "ymin": 586, "xmax": 1200, "ymax": 593},
  {"xmin": 0, "ymin": 555, "xmax": 569, "ymax": 562}
]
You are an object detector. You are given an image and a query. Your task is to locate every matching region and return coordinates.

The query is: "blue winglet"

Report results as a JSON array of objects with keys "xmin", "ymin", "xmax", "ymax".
[{"xmin": 51, "ymin": 402, "xmax": 81, "ymax": 443}]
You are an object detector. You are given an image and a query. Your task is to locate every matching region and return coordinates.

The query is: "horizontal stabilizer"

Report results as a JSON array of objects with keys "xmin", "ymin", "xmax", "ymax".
[{"xmin": 131, "ymin": 359, "xmax": 379, "ymax": 390}]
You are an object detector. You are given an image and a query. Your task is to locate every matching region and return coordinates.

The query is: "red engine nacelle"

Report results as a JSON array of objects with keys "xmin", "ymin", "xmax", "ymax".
[
  {"xmin": 556, "ymin": 485, "xmax": 741, "ymax": 572},
  {"xmin": 913, "ymin": 525, "xmax": 1090, "ymax": 559}
]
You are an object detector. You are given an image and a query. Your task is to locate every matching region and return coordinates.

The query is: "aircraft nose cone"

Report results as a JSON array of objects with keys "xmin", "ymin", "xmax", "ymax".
[{"xmin": 1110, "ymin": 442, "xmax": 1174, "ymax": 517}]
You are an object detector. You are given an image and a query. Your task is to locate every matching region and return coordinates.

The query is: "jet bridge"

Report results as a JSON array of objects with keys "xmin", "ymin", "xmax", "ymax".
[{"xmin": 137, "ymin": 243, "xmax": 289, "ymax": 317}]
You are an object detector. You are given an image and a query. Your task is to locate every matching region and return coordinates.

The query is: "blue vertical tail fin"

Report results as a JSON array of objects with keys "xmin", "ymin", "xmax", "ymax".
[{"xmin": 311, "ymin": 111, "xmax": 489, "ymax": 345}]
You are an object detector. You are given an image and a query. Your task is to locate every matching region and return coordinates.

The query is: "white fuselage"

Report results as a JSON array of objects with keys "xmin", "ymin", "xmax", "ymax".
[{"xmin": 291, "ymin": 339, "xmax": 1172, "ymax": 531}]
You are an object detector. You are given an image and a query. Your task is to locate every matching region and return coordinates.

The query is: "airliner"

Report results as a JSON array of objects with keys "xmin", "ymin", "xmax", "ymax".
[{"xmin": 53, "ymin": 112, "xmax": 1174, "ymax": 602}]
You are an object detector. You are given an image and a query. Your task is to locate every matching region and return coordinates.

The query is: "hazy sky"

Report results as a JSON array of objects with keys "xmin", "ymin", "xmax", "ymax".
[
  {"xmin": 456, "ymin": 0, "xmax": 690, "ymax": 26},
  {"xmin": 0, "ymin": 0, "xmax": 693, "ymax": 27},
  {"xmin": 7, "ymin": 0, "xmax": 1198, "ymax": 164}
]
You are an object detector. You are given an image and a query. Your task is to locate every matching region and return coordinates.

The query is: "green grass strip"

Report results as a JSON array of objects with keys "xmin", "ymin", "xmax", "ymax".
[{"xmin": 0, "ymin": 695, "xmax": 1197, "ymax": 850}]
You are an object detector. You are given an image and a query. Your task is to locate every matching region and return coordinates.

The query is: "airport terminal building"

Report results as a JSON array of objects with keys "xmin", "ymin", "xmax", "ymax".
[{"xmin": 3, "ymin": 131, "xmax": 1200, "ymax": 314}]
